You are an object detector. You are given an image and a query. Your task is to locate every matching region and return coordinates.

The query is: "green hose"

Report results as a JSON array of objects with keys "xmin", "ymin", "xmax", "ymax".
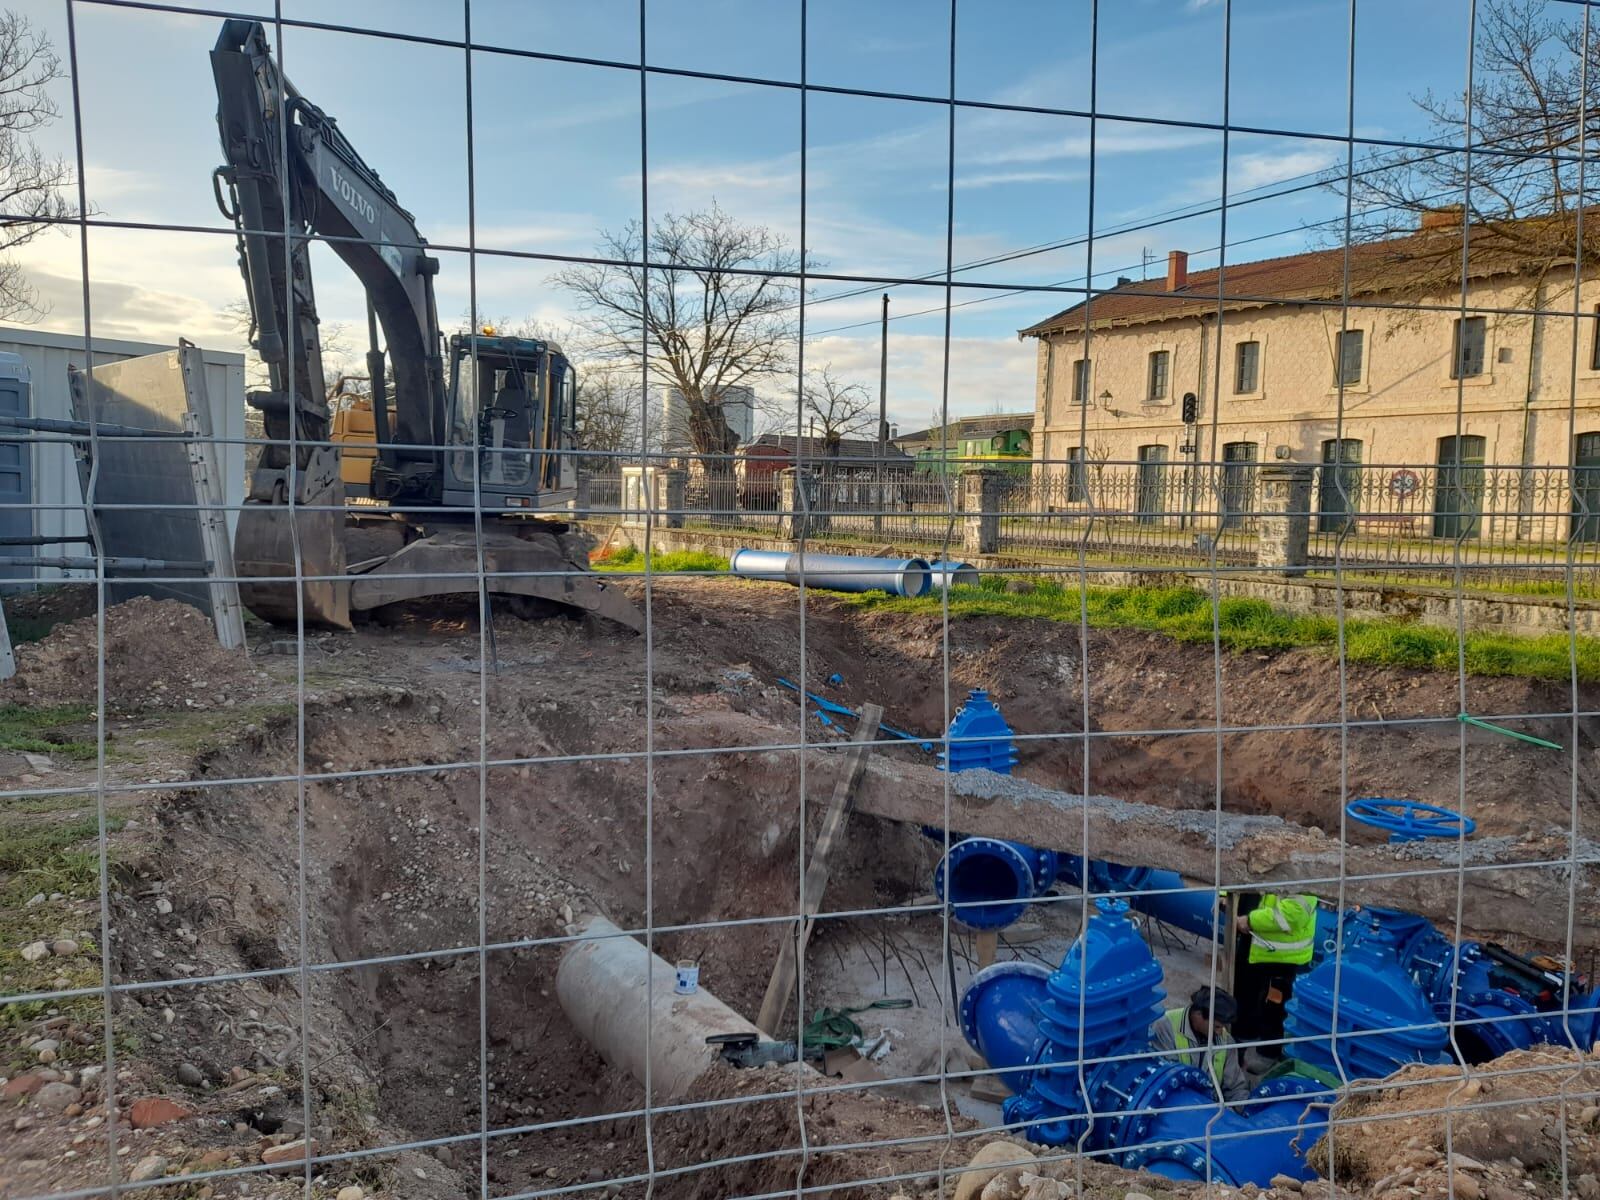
[{"xmin": 802, "ymin": 998, "xmax": 913, "ymax": 1052}]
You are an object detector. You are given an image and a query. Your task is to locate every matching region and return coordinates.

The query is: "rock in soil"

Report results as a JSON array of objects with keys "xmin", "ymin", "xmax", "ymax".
[
  {"xmin": 129, "ymin": 1096, "xmax": 193, "ymax": 1129},
  {"xmin": 34, "ymin": 1081, "xmax": 82, "ymax": 1112},
  {"xmin": 127, "ymin": 1155, "xmax": 168, "ymax": 1183}
]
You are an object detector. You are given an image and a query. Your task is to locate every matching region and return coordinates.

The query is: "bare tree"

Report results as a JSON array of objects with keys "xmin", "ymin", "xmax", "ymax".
[
  {"xmin": 1335, "ymin": 0, "xmax": 1600, "ymax": 295},
  {"xmin": 555, "ymin": 205, "xmax": 801, "ymax": 497},
  {"xmin": 572, "ymin": 363, "xmax": 642, "ymax": 461},
  {"xmin": 0, "ymin": 11, "xmax": 73, "ymax": 321},
  {"xmin": 226, "ymin": 299, "xmax": 359, "ymax": 397},
  {"xmin": 793, "ymin": 364, "xmax": 870, "ymax": 454}
]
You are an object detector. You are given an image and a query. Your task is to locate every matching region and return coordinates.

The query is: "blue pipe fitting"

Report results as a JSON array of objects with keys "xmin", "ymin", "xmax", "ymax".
[
  {"xmin": 959, "ymin": 961, "xmax": 1051, "ymax": 1093},
  {"xmin": 1002, "ymin": 900, "xmax": 1168, "ymax": 1143},
  {"xmin": 1001, "ymin": 900, "xmax": 1335, "ymax": 1185},
  {"xmin": 1284, "ymin": 922, "xmax": 1452, "ymax": 1082},
  {"xmin": 936, "ymin": 837, "xmax": 1058, "ymax": 930},
  {"xmin": 940, "ymin": 689, "xmax": 1019, "ymax": 775}
]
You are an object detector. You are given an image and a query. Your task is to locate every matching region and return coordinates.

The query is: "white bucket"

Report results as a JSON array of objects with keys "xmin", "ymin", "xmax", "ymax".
[{"xmin": 674, "ymin": 960, "xmax": 699, "ymax": 995}]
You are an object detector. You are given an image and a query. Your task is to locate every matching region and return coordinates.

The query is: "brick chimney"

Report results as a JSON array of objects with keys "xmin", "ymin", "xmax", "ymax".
[
  {"xmin": 1166, "ymin": 249, "xmax": 1189, "ymax": 292},
  {"xmin": 1420, "ymin": 205, "xmax": 1464, "ymax": 231}
]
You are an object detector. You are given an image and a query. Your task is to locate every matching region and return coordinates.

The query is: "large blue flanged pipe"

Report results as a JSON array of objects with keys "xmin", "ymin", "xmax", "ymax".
[
  {"xmin": 960, "ymin": 960, "xmax": 1051, "ymax": 1093},
  {"xmin": 1127, "ymin": 868, "xmax": 1223, "ymax": 944},
  {"xmin": 936, "ymin": 837, "xmax": 1059, "ymax": 931},
  {"xmin": 1055, "ymin": 858, "xmax": 1223, "ymax": 944},
  {"xmin": 730, "ymin": 547, "xmax": 931, "ymax": 597}
]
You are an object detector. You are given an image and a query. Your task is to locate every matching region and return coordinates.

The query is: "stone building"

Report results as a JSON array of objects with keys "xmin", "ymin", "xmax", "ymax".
[{"xmin": 1020, "ymin": 213, "xmax": 1600, "ymax": 537}]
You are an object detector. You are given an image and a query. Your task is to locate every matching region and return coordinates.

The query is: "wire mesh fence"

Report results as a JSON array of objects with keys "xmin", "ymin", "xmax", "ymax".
[{"xmin": 6, "ymin": 2, "xmax": 1600, "ymax": 1200}]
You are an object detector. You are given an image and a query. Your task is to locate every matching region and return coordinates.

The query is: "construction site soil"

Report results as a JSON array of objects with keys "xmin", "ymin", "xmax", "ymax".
[{"xmin": 3, "ymin": 579, "xmax": 1597, "ymax": 1198}]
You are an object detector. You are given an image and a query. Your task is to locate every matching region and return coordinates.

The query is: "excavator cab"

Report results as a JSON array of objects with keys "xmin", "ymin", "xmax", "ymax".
[{"xmin": 443, "ymin": 332, "xmax": 576, "ymax": 510}]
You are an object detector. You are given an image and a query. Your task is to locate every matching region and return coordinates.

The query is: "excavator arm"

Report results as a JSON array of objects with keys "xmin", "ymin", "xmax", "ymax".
[
  {"xmin": 210, "ymin": 19, "xmax": 643, "ymax": 634},
  {"xmin": 212, "ymin": 17, "xmax": 446, "ymax": 499}
]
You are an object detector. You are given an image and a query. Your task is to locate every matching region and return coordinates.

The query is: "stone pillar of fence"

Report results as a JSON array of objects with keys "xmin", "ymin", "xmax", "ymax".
[
  {"xmin": 1256, "ymin": 463, "xmax": 1314, "ymax": 574},
  {"xmin": 961, "ymin": 469, "xmax": 1002, "ymax": 556},
  {"xmin": 780, "ymin": 468, "xmax": 826, "ymax": 539},
  {"xmin": 659, "ymin": 468, "xmax": 687, "ymax": 529}
]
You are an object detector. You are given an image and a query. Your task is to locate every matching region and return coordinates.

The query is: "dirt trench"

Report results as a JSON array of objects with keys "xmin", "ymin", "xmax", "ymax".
[{"xmin": 6, "ymin": 579, "xmax": 1600, "ymax": 1198}]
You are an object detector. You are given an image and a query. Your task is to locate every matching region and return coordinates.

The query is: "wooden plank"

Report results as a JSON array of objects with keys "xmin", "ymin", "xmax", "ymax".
[
  {"xmin": 846, "ymin": 755, "xmax": 1600, "ymax": 952},
  {"xmin": 756, "ymin": 702, "xmax": 885, "ymax": 1037},
  {"xmin": 975, "ymin": 930, "xmax": 999, "ymax": 970}
]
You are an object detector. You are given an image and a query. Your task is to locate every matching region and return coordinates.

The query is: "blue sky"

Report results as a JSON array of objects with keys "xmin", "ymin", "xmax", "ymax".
[{"xmin": 9, "ymin": 0, "xmax": 1525, "ymax": 434}]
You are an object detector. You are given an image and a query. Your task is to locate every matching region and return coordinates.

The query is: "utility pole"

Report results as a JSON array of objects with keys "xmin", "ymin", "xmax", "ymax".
[{"xmin": 876, "ymin": 293, "xmax": 888, "ymax": 534}]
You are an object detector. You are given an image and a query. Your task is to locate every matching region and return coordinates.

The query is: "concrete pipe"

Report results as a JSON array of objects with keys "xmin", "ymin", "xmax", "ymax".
[
  {"xmin": 730, "ymin": 548, "xmax": 931, "ymax": 597},
  {"xmin": 556, "ymin": 915, "xmax": 761, "ymax": 1100}
]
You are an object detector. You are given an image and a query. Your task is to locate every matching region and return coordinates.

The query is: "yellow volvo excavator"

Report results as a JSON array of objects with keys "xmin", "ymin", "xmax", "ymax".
[{"xmin": 211, "ymin": 19, "xmax": 640, "ymax": 631}]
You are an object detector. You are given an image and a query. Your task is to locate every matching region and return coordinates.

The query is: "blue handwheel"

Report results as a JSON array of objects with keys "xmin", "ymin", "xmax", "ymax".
[{"xmin": 1346, "ymin": 797, "xmax": 1476, "ymax": 844}]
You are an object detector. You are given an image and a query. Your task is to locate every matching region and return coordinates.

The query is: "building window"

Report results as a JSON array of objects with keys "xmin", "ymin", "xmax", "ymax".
[
  {"xmin": 1335, "ymin": 329, "xmax": 1365, "ymax": 386},
  {"xmin": 1067, "ymin": 446, "xmax": 1088, "ymax": 503},
  {"xmin": 1452, "ymin": 316, "xmax": 1487, "ymax": 379},
  {"xmin": 1071, "ymin": 357, "xmax": 1090, "ymax": 405},
  {"xmin": 1234, "ymin": 340, "xmax": 1260, "ymax": 394},
  {"xmin": 1147, "ymin": 350, "xmax": 1170, "ymax": 402},
  {"xmin": 1590, "ymin": 307, "xmax": 1600, "ymax": 372}
]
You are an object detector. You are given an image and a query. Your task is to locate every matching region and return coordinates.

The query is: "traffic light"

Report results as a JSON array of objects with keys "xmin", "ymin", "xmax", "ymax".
[{"xmin": 1181, "ymin": 392, "xmax": 1198, "ymax": 424}]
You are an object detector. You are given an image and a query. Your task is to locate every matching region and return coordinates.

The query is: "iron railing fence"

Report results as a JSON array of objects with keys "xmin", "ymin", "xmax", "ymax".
[{"xmin": 583, "ymin": 459, "xmax": 1600, "ymax": 587}]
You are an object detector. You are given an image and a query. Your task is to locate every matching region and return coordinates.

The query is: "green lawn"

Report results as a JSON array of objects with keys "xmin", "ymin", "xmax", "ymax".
[
  {"xmin": 842, "ymin": 577, "xmax": 1600, "ymax": 684},
  {"xmin": 591, "ymin": 546, "xmax": 730, "ymax": 573}
]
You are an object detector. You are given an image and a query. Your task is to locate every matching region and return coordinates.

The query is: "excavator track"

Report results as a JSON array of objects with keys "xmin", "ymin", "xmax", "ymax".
[{"xmin": 345, "ymin": 524, "xmax": 644, "ymax": 633}]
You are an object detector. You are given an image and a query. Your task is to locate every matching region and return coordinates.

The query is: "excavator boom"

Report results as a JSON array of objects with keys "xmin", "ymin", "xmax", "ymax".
[{"xmin": 211, "ymin": 19, "xmax": 639, "ymax": 632}]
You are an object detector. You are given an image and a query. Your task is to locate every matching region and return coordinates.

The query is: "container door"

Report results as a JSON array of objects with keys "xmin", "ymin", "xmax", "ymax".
[{"xmin": 0, "ymin": 373, "xmax": 30, "ymax": 582}]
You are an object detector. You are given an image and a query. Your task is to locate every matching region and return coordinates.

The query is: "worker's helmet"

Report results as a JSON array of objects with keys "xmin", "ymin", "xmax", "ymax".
[{"xmin": 1189, "ymin": 986, "xmax": 1238, "ymax": 1026}]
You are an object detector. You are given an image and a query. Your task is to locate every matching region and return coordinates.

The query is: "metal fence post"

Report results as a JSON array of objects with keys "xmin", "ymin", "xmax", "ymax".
[
  {"xmin": 962, "ymin": 468, "xmax": 1000, "ymax": 556},
  {"xmin": 1256, "ymin": 463, "xmax": 1314, "ymax": 574},
  {"xmin": 574, "ymin": 470, "xmax": 592, "ymax": 519}
]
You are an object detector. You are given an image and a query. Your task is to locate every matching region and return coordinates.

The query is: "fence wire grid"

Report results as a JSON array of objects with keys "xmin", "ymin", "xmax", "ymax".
[{"xmin": 6, "ymin": 2, "xmax": 1600, "ymax": 1200}]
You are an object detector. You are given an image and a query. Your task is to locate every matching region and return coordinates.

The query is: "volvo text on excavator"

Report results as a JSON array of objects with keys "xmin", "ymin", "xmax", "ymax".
[{"xmin": 210, "ymin": 19, "xmax": 640, "ymax": 631}]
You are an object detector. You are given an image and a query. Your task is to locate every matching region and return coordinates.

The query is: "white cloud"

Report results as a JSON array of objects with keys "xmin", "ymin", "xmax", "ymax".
[
  {"xmin": 1230, "ymin": 148, "xmax": 1341, "ymax": 193},
  {"xmin": 972, "ymin": 127, "xmax": 1216, "ymax": 168},
  {"xmin": 953, "ymin": 170, "xmax": 1086, "ymax": 191},
  {"xmin": 806, "ymin": 331, "xmax": 1036, "ymax": 433}
]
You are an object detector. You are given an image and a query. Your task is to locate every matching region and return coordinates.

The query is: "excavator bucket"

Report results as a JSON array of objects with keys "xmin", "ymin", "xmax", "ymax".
[
  {"xmin": 346, "ymin": 525, "xmax": 643, "ymax": 633},
  {"xmin": 234, "ymin": 463, "xmax": 352, "ymax": 630}
]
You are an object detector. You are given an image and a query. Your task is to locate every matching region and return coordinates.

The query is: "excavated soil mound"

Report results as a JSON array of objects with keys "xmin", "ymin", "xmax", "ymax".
[
  {"xmin": 1311, "ymin": 1047, "xmax": 1600, "ymax": 1198},
  {"xmin": 1, "ymin": 596, "xmax": 265, "ymax": 712}
]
